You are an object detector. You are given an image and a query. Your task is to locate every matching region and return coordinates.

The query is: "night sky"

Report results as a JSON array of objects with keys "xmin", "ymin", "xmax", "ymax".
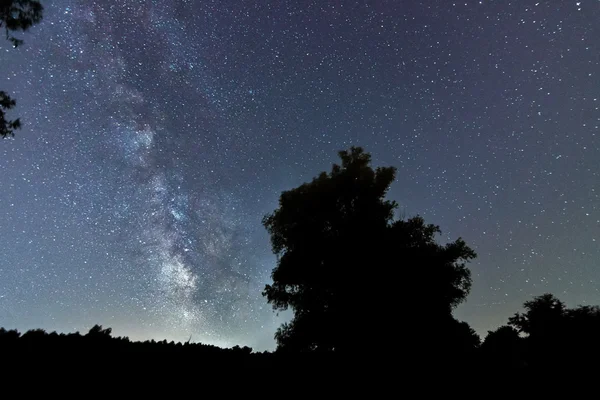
[{"xmin": 0, "ymin": 0, "xmax": 598, "ymax": 351}]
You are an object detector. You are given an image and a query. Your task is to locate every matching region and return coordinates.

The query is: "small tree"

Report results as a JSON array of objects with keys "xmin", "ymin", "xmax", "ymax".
[
  {"xmin": 263, "ymin": 147, "xmax": 476, "ymax": 353},
  {"xmin": 0, "ymin": 0, "xmax": 43, "ymax": 138},
  {"xmin": 86, "ymin": 324, "xmax": 112, "ymax": 339}
]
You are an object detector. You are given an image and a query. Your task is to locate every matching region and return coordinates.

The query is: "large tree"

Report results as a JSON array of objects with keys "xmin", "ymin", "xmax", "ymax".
[
  {"xmin": 262, "ymin": 147, "xmax": 477, "ymax": 354},
  {"xmin": 0, "ymin": 0, "xmax": 43, "ymax": 138}
]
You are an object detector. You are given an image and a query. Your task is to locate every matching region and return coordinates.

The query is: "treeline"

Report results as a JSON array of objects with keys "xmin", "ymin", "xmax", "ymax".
[
  {"xmin": 2, "ymin": 292, "xmax": 598, "ymax": 373},
  {"xmin": 480, "ymin": 293, "xmax": 600, "ymax": 371},
  {"xmin": 0, "ymin": 324, "xmax": 350, "ymax": 386},
  {"xmin": 0, "ymin": 324, "xmax": 260, "ymax": 367},
  {"xmin": 0, "ymin": 324, "xmax": 251, "ymax": 356}
]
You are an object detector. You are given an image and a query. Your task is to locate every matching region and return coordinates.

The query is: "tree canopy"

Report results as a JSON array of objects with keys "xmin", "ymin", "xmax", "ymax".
[
  {"xmin": 262, "ymin": 146, "xmax": 477, "ymax": 354},
  {"xmin": 480, "ymin": 293, "xmax": 600, "ymax": 370},
  {"xmin": 0, "ymin": 0, "xmax": 43, "ymax": 138},
  {"xmin": 508, "ymin": 293, "xmax": 566, "ymax": 338}
]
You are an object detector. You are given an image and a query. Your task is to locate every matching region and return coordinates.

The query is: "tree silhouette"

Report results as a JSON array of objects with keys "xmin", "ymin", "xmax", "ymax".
[
  {"xmin": 262, "ymin": 146, "xmax": 477, "ymax": 354},
  {"xmin": 87, "ymin": 324, "xmax": 113, "ymax": 338},
  {"xmin": 0, "ymin": 0, "xmax": 43, "ymax": 138},
  {"xmin": 508, "ymin": 293, "xmax": 566, "ymax": 338},
  {"xmin": 507, "ymin": 293, "xmax": 566, "ymax": 367},
  {"xmin": 506, "ymin": 294, "xmax": 600, "ymax": 369},
  {"xmin": 0, "ymin": 91, "xmax": 21, "ymax": 138},
  {"xmin": 481, "ymin": 325, "xmax": 524, "ymax": 369}
]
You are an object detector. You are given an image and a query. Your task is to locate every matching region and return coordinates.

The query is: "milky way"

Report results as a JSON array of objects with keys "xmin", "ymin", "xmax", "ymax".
[{"xmin": 0, "ymin": 1, "xmax": 598, "ymax": 349}]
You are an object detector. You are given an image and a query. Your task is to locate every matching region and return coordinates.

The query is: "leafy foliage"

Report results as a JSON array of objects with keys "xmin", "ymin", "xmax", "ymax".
[
  {"xmin": 0, "ymin": 0, "xmax": 43, "ymax": 138},
  {"xmin": 497, "ymin": 293, "xmax": 600, "ymax": 369},
  {"xmin": 0, "ymin": 90, "xmax": 21, "ymax": 138},
  {"xmin": 508, "ymin": 293, "xmax": 566, "ymax": 337},
  {"xmin": 262, "ymin": 146, "xmax": 477, "ymax": 353},
  {"xmin": 0, "ymin": 0, "xmax": 43, "ymax": 47}
]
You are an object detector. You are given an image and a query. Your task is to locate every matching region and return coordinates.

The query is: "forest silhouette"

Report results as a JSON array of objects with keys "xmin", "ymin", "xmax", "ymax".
[{"xmin": 2, "ymin": 147, "xmax": 599, "ymax": 387}]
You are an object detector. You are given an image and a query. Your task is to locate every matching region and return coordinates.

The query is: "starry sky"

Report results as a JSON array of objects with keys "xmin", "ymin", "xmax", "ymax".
[{"xmin": 0, "ymin": 0, "xmax": 598, "ymax": 351}]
